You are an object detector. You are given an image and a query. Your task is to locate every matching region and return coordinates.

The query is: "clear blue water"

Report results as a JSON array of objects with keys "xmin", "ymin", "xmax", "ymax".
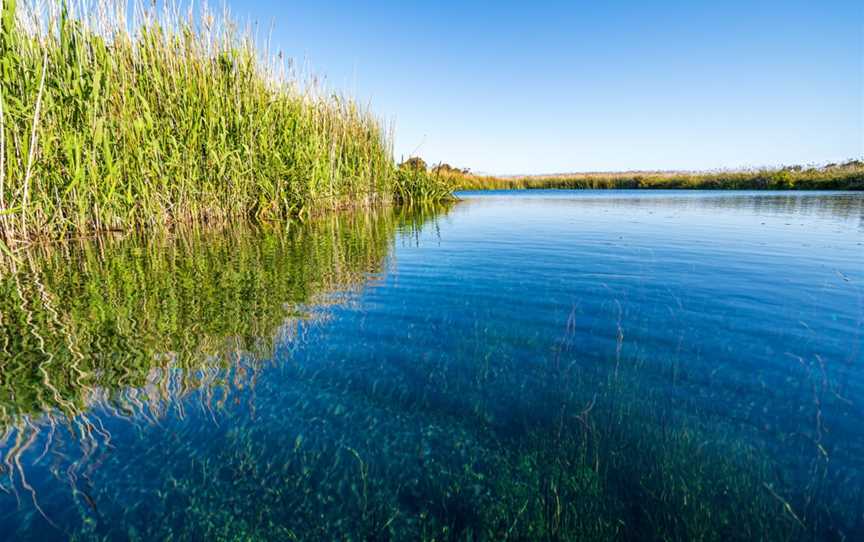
[{"xmin": 1, "ymin": 191, "xmax": 862, "ymax": 540}]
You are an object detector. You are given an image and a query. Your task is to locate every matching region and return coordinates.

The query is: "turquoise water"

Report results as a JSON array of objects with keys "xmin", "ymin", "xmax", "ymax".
[{"xmin": 1, "ymin": 191, "xmax": 862, "ymax": 540}]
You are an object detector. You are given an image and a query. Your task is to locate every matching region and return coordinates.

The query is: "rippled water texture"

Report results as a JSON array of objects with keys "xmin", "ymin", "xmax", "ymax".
[{"xmin": 0, "ymin": 192, "xmax": 862, "ymax": 540}]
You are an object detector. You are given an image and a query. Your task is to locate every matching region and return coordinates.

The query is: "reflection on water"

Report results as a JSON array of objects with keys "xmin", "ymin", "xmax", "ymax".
[
  {"xmin": 0, "ymin": 192, "xmax": 862, "ymax": 540},
  {"xmin": 0, "ymin": 205, "xmax": 448, "ymax": 536}
]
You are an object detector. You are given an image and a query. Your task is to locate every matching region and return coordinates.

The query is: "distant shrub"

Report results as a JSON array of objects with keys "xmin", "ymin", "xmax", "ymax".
[
  {"xmin": 400, "ymin": 157, "xmax": 428, "ymax": 172},
  {"xmin": 771, "ymin": 170, "xmax": 794, "ymax": 189},
  {"xmin": 432, "ymin": 163, "xmax": 470, "ymax": 175}
]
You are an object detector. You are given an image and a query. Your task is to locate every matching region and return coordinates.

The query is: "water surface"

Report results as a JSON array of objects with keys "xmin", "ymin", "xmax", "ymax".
[{"xmin": 1, "ymin": 191, "xmax": 862, "ymax": 540}]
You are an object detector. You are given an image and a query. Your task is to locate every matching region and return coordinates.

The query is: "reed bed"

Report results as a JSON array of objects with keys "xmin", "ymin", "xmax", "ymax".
[
  {"xmin": 0, "ymin": 0, "xmax": 450, "ymax": 247},
  {"xmin": 452, "ymin": 160, "xmax": 864, "ymax": 191}
]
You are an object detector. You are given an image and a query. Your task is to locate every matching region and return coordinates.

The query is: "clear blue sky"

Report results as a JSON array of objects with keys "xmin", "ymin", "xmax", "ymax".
[{"xmin": 237, "ymin": 1, "xmax": 861, "ymax": 175}]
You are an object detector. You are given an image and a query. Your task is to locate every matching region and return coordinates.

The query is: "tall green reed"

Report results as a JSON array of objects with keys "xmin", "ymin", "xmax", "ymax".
[{"xmin": 0, "ymin": 0, "xmax": 449, "ymax": 245}]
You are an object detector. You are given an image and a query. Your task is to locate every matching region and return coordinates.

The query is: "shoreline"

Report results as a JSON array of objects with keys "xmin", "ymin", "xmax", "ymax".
[{"xmin": 447, "ymin": 162, "xmax": 864, "ymax": 191}]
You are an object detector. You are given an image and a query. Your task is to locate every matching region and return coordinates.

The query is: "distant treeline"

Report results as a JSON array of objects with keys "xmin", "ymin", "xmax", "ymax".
[{"xmin": 446, "ymin": 160, "xmax": 864, "ymax": 191}]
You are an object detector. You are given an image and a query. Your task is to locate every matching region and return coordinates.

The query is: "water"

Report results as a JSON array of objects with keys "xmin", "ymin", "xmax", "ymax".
[{"xmin": 0, "ymin": 191, "xmax": 862, "ymax": 540}]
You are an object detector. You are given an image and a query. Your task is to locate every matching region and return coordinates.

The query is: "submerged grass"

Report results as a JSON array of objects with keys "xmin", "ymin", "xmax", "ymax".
[
  {"xmin": 0, "ymin": 0, "xmax": 450, "ymax": 244},
  {"xmin": 451, "ymin": 160, "xmax": 864, "ymax": 191},
  {"xmin": 58, "ymin": 312, "xmax": 860, "ymax": 541}
]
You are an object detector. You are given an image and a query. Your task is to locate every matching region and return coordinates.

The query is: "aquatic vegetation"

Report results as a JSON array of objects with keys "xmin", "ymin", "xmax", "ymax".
[
  {"xmin": 0, "ymin": 0, "xmax": 451, "ymax": 245},
  {"xmin": 451, "ymin": 160, "xmax": 864, "ymax": 191},
  {"xmin": 59, "ymin": 322, "xmax": 855, "ymax": 541},
  {"xmin": 394, "ymin": 167, "xmax": 456, "ymax": 204}
]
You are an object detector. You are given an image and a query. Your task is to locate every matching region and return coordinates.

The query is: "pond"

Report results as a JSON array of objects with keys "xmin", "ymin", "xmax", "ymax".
[{"xmin": 0, "ymin": 191, "xmax": 862, "ymax": 540}]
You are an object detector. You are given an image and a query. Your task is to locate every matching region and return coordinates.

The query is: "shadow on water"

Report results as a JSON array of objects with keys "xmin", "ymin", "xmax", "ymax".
[{"xmin": 0, "ymin": 194, "xmax": 862, "ymax": 540}]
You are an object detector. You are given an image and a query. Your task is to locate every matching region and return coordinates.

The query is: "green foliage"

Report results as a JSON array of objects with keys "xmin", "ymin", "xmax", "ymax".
[
  {"xmin": 771, "ymin": 169, "xmax": 794, "ymax": 188},
  {"xmin": 393, "ymin": 167, "xmax": 455, "ymax": 204},
  {"xmin": 432, "ymin": 162, "xmax": 470, "ymax": 175},
  {"xmin": 399, "ymin": 156, "xmax": 428, "ymax": 172},
  {"xmin": 0, "ymin": 1, "xmax": 451, "ymax": 242}
]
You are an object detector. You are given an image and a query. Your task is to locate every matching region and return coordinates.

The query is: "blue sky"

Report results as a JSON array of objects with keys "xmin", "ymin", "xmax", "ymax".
[{"xmin": 236, "ymin": 1, "xmax": 861, "ymax": 175}]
